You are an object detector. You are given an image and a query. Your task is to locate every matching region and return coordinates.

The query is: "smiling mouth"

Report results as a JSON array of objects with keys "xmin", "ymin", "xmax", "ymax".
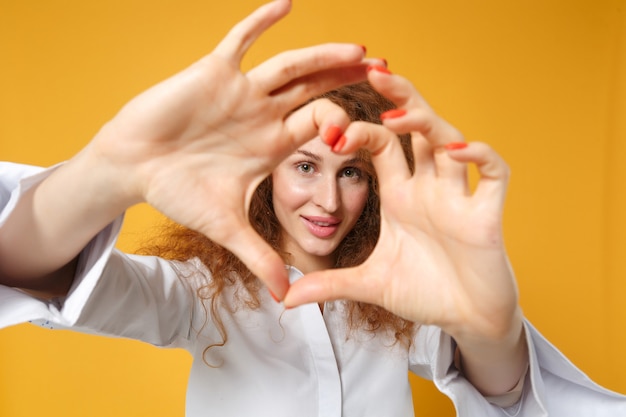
[
  {"xmin": 310, "ymin": 220, "xmax": 335, "ymax": 226},
  {"xmin": 301, "ymin": 216, "xmax": 341, "ymax": 238}
]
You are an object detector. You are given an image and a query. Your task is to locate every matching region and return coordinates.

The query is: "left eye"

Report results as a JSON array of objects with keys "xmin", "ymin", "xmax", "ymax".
[{"xmin": 342, "ymin": 168, "xmax": 360, "ymax": 178}]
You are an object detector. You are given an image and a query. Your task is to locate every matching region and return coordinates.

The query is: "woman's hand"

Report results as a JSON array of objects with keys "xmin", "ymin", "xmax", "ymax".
[
  {"xmin": 2, "ymin": 0, "xmax": 380, "ymax": 297},
  {"xmin": 285, "ymin": 69, "xmax": 517, "ymax": 333},
  {"xmin": 284, "ymin": 70, "xmax": 527, "ymax": 395}
]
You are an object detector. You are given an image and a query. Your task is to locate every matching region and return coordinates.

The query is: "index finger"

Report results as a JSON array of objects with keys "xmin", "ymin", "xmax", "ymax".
[
  {"xmin": 336, "ymin": 121, "xmax": 413, "ymax": 185},
  {"xmin": 369, "ymin": 69, "xmax": 463, "ymax": 149}
]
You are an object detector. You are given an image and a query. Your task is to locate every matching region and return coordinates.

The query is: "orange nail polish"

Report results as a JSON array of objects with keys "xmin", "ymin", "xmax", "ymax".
[
  {"xmin": 360, "ymin": 44, "xmax": 367, "ymax": 54},
  {"xmin": 367, "ymin": 65, "xmax": 392, "ymax": 75},
  {"xmin": 444, "ymin": 142, "xmax": 468, "ymax": 150},
  {"xmin": 332, "ymin": 135, "xmax": 347, "ymax": 152},
  {"xmin": 380, "ymin": 108, "xmax": 406, "ymax": 120},
  {"xmin": 323, "ymin": 125, "xmax": 343, "ymax": 147}
]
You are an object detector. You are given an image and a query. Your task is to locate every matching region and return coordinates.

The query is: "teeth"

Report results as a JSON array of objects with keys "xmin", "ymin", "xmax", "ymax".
[{"xmin": 312, "ymin": 221, "xmax": 331, "ymax": 226}]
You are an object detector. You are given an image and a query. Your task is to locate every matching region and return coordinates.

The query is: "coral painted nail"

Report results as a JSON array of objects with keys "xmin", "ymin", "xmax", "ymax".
[
  {"xmin": 367, "ymin": 65, "xmax": 392, "ymax": 75},
  {"xmin": 323, "ymin": 125, "xmax": 343, "ymax": 147},
  {"xmin": 380, "ymin": 109, "xmax": 407, "ymax": 120},
  {"xmin": 444, "ymin": 142, "xmax": 468, "ymax": 150}
]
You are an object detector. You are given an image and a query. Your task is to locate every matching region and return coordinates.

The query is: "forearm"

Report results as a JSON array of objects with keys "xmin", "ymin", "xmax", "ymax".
[
  {"xmin": 453, "ymin": 307, "xmax": 528, "ymax": 397},
  {"xmin": 0, "ymin": 135, "xmax": 138, "ymax": 291}
]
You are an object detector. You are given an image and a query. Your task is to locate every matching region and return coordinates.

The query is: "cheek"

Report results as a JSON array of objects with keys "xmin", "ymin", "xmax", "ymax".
[
  {"xmin": 272, "ymin": 174, "xmax": 316, "ymax": 242},
  {"xmin": 343, "ymin": 185, "xmax": 369, "ymax": 218},
  {"xmin": 271, "ymin": 172, "xmax": 308, "ymax": 217}
]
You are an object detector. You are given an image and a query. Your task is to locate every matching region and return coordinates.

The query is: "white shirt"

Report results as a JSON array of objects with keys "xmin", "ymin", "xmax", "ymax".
[{"xmin": 1, "ymin": 161, "xmax": 625, "ymax": 417}]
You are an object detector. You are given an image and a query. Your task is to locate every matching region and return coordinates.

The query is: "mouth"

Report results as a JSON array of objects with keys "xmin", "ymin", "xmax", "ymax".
[{"xmin": 301, "ymin": 216, "xmax": 341, "ymax": 238}]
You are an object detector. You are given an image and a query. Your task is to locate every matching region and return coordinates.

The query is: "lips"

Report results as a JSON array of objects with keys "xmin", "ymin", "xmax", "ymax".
[{"xmin": 301, "ymin": 215, "xmax": 341, "ymax": 238}]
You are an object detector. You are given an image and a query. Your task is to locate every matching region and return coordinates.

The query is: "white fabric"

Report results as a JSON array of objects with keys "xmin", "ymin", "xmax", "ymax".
[{"xmin": 1, "ymin": 161, "xmax": 625, "ymax": 417}]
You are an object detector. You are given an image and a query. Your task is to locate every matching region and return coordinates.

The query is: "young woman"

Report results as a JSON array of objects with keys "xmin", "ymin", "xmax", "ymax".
[{"xmin": 0, "ymin": 1, "xmax": 624, "ymax": 415}]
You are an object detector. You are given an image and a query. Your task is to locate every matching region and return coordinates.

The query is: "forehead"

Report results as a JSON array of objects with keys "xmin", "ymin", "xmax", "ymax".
[{"xmin": 293, "ymin": 137, "xmax": 361, "ymax": 163}]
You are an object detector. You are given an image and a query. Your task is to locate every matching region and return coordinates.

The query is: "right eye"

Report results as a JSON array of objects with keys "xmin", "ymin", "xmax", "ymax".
[{"xmin": 296, "ymin": 163, "xmax": 314, "ymax": 174}]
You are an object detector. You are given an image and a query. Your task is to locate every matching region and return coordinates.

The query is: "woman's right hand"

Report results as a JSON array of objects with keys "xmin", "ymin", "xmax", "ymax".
[{"xmin": 1, "ymin": 0, "xmax": 378, "ymax": 297}]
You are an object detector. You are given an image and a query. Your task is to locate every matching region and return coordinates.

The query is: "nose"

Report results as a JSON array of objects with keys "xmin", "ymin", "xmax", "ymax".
[{"xmin": 313, "ymin": 176, "xmax": 340, "ymax": 213}]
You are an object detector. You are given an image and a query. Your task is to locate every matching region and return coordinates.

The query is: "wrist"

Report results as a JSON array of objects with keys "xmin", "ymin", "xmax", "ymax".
[
  {"xmin": 88, "ymin": 121, "xmax": 146, "ymax": 209},
  {"xmin": 450, "ymin": 308, "xmax": 529, "ymax": 397}
]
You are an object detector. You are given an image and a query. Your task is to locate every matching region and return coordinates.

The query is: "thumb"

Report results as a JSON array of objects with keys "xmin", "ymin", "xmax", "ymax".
[
  {"xmin": 213, "ymin": 0, "xmax": 291, "ymax": 63},
  {"xmin": 283, "ymin": 265, "xmax": 380, "ymax": 308},
  {"xmin": 220, "ymin": 224, "xmax": 290, "ymax": 300}
]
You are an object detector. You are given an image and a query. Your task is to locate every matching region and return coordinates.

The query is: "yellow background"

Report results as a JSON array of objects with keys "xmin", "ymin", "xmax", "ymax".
[{"xmin": 1, "ymin": 0, "xmax": 625, "ymax": 415}]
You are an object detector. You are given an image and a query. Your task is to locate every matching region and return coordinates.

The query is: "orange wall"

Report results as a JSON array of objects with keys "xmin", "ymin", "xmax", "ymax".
[{"xmin": 1, "ymin": 0, "xmax": 625, "ymax": 415}]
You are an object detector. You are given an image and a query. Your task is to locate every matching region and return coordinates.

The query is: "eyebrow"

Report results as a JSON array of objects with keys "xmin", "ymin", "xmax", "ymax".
[
  {"xmin": 295, "ymin": 149, "xmax": 362, "ymax": 165},
  {"xmin": 296, "ymin": 149, "xmax": 321, "ymax": 161}
]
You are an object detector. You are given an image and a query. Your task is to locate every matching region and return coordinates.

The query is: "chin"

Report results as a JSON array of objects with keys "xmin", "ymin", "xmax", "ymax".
[
  {"xmin": 302, "ymin": 249, "xmax": 333, "ymax": 258},
  {"xmin": 301, "ymin": 242, "xmax": 339, "ymax": 258}
]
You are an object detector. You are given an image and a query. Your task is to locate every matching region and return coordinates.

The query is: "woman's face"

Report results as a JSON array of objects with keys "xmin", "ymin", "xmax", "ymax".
[{"xmin": 272, "ymin": 138, "xmax": 370, "ymax": 273}]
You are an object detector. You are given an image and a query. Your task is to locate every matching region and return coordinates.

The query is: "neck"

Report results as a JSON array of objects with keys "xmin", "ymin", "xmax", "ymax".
[
  {"xmin": 285, "ymin": 250, "xmax": 335, "ymax": 275},
  {"xmin": 284, "ymin": 253, "xmax": 332, "ymax": 315}
]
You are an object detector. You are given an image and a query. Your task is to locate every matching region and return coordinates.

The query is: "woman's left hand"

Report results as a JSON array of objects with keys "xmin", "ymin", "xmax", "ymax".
[
  {"xmin": 285, "ymin": 70, "xmax": 528, "ymax": 396},
  {"xmin": 284, "ymin": 69, "xmax": 520, "ymax": 344}
]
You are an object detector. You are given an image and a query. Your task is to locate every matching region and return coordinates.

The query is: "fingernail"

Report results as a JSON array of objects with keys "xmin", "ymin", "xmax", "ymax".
[
  {"xmin": 323, "ymin": 125, "xmax": 343, "ymax": 147},
  {"xmin": 444, "ymin": 142, "xmax": 468, "ymax": 150},
  {"xmin": 359, "ymin": 44, "xmax": 367, "ymax": 55},
  {"xmin": 367, "ymin": 65, "xmax": 392, "ymax": 75},
  {"xmin": 380, "ymin": 108, "xmax": 406, "ymax": 120},
  {"xmin": 332, "ymin": 135, "xmax": 347, "ymax": 152},
  {"xmin": 376, "ymin": 58, "xmax": 388, "ymax": 67},
  {"xmin": 269, "ymin": 289, "xmax": 281, "ymax": 303}
]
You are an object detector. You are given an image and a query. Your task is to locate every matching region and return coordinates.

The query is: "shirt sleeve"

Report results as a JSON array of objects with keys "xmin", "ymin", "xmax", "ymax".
[
  {"xmin": 409, "ymin": 320, "xmax": 626, "ymax": 416},
  {"xmin": 0, "ymin": 162, "xmax": 197, "ymax": 349}
]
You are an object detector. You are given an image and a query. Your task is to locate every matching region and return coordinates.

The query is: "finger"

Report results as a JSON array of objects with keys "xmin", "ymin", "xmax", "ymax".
[
  {"xmin": 370, "ymin": 69, "xmax": 464, "ymax": 149},
  {"xmin": 247, "ymin": 43, "xmax": 369, "ymax": 95},
  {"xmin": 371, "ymin": 69, "xmax": 467, "ymax": 184},
  {"xmin": 338, "ymin": 121, "xmax": 412, "ymax": 184},
  {"xmin": 213, "ymin": 0, "xmax": 292, "ymax": 63},
  {"xmin": 219, "ymin": 222, "xmax": 291, "ymax": 300},
  {"xmin": 445, "ymin": 141, "xmax": 510, "ymax": 204},
  {"xmin": 284, "ymin": 266, "xmax": 380, "ymax": 307},
  {"xmin": 282, "ymin": 98, "xmax": 352, "ymax": 153},
  {"xmin": 409, "ymin": 132, "xmax": 436, "ymax": 178},
  {"xmin": 384, "ymin": 107, "xmax": 466, "ymax": 184},
  {"xmin": 433, "ymin": 144, "xmax": 470, "ymax": 195},
  {"xmin": 264, "ymin": 60, "xmax": 387, "ymax": 111}
]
